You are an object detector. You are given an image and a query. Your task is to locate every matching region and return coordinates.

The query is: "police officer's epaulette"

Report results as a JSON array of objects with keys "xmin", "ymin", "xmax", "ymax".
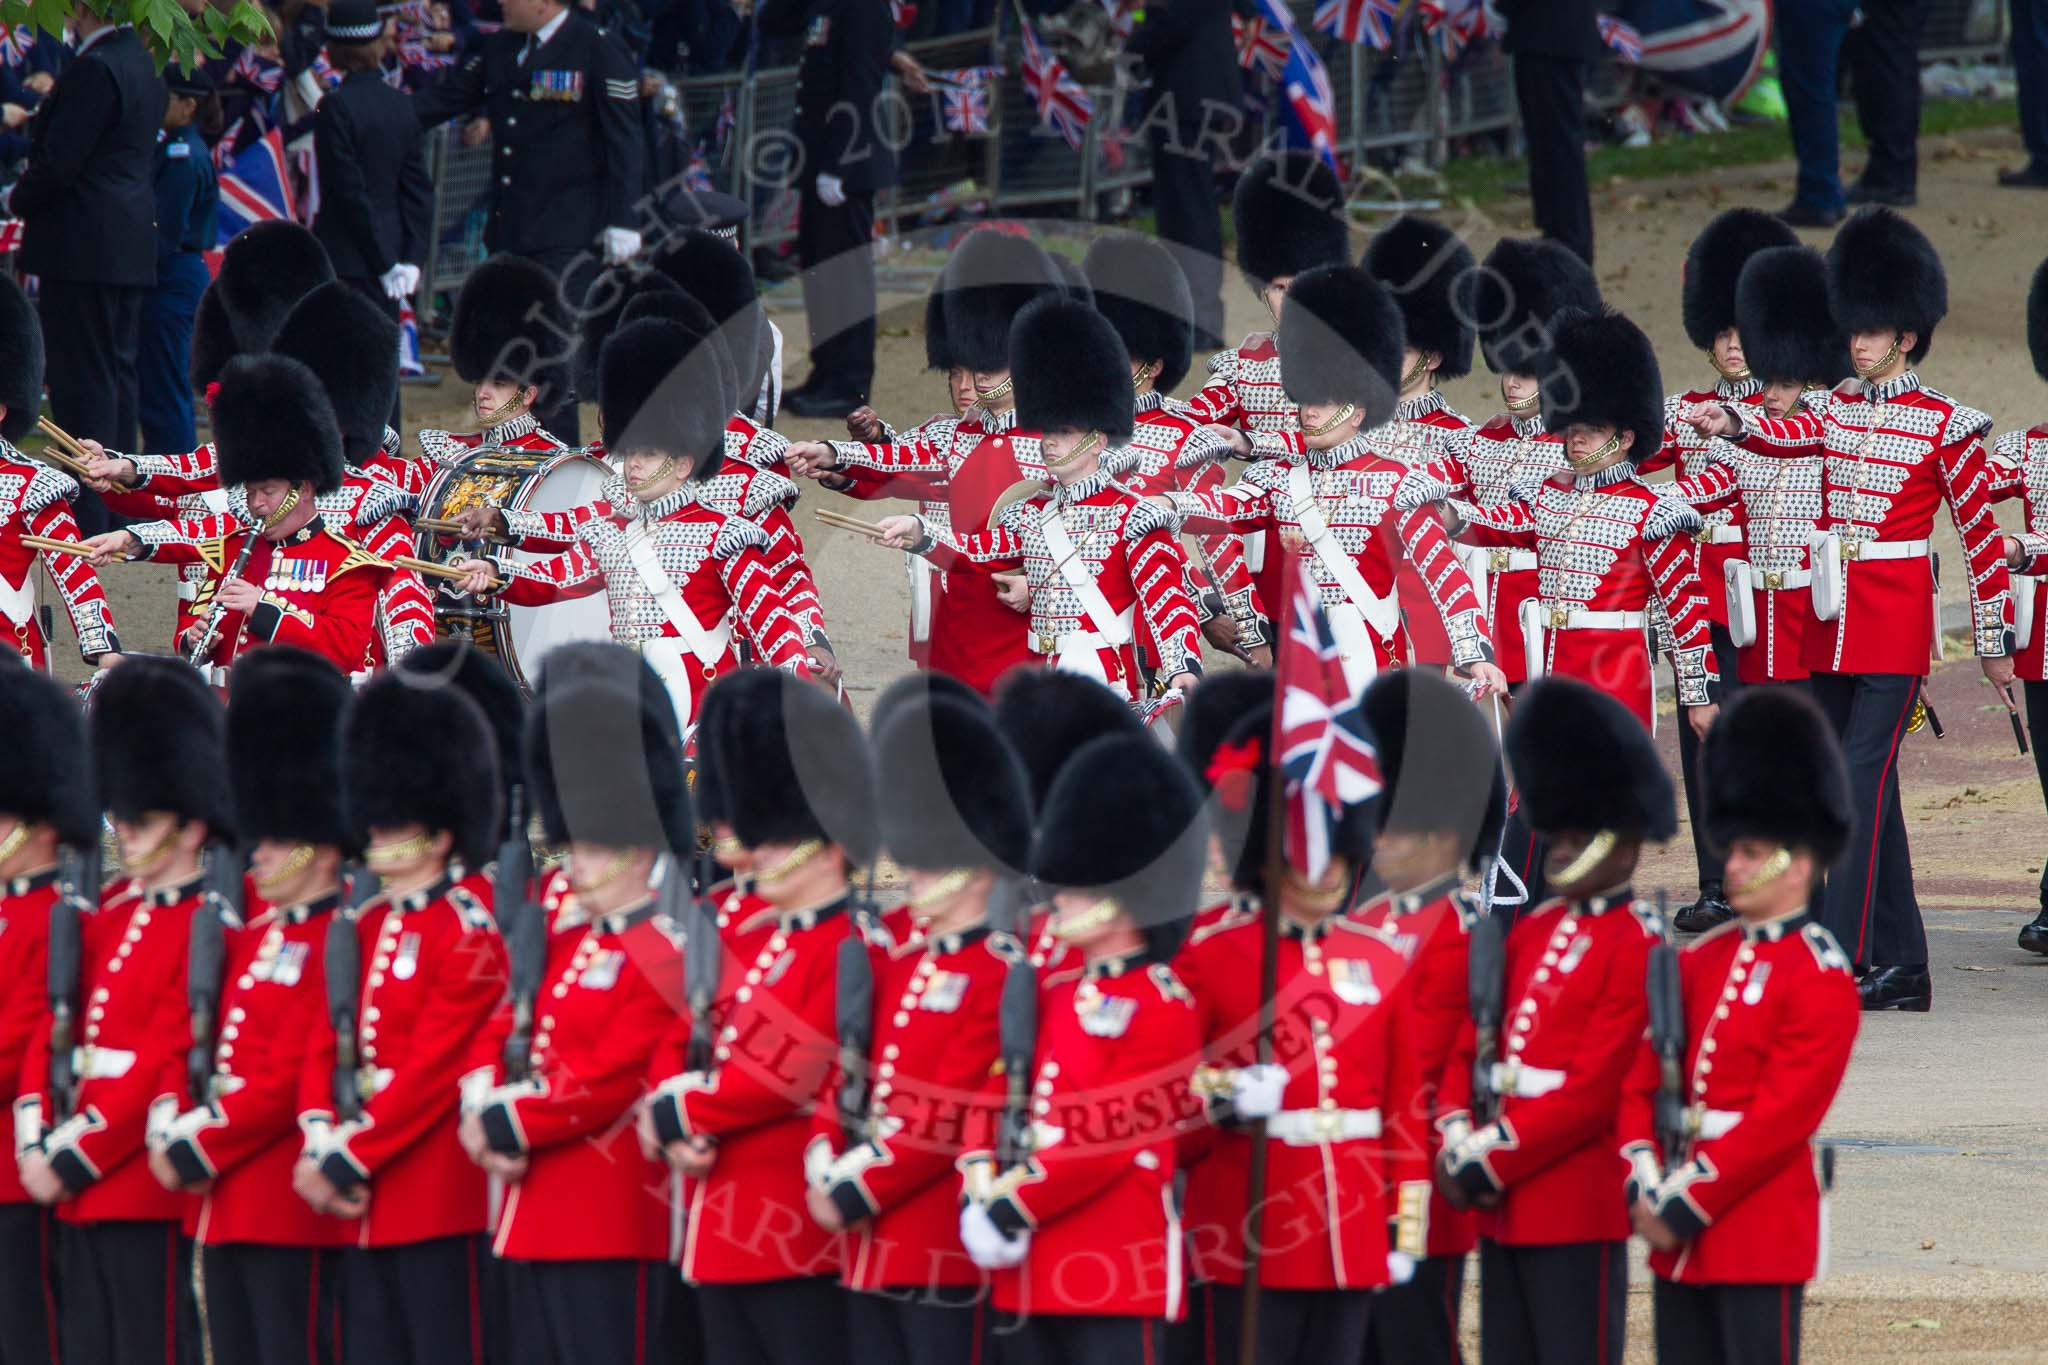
[
  {"xmin": 448, "ymin": 884, "xmax": 497, "ymax": 932},
  {"xmin": 1148, "ymin": 962, "xmax": 1194, "ymax": 1006},
  {"xmin": 1629, "ymin": 899, "xmax": 1672, "ymax": 942},
  {"xmin": 984, "ymin": 930, "xmax": 1025, "ymax": 964},
  {"xmin": 1186, "ymin": 904, "xmax": 1257, "ymax": 946},
  {"xmin": 1802, "ymin": 921, "xmax": 1853, "ymax": 975}
]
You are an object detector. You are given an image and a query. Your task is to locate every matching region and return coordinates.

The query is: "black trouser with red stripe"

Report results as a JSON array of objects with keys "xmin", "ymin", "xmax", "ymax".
[
  {"xmin": 2023, "ymin": 681, "xmax": 2048, "ymax": 909},
  {"xmin": 1653, "ymin": 1280, "xmax": 1806, "ymax": 1364},
  {"xmin": 340, "ymin": 1235, "xmax": 484, "ymax": 1365},
  {"xmin": 58, "ymin": 1219, "xmax": 199, "ymax": 1365},
  {"xmin": 1202, "ymin": 1285, "xmax": 1371, "ymax": 1365},
  {"xmin": 994, "ymin": 1313, "xmax": 1167, "ymax": 1365},
  {"xmin": 1676, "ymin": 626, "xmax": 1747, "ymax": 899},
  {"xmin": 844, "ymin": 1284, "xmax": 986, "ymax": 1365},
  {"xmin": 500, "ymin": 1258, "xmax": 670, "ymax": 1365},
  {"xmin": 0, "ymin": 1203, "xmax": 59, "ymax": 1365},
  {"xmin": 1807, "ymin": 671, "xmax": 1926, "ymax": 968},
  {"xmin": 1364, "ymin": 1253, "xmax": 1466, "ymax": 1364},
  {"xmin": 1479, "ymin": 1238, "xmax": 1626, "ymax": 1365},
  {"xmin": 200, "ymin": 1242, "xmax": 340, "ymax": 1365},
  {"xmin": 696, "ymin": 1276, "xmax": 843, "ymax": 1365}
]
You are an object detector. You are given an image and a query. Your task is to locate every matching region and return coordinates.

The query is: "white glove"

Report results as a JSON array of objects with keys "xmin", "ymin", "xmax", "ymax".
[
  {"xmin": 803, "ymin": 1135, "xmax": 838, "ymax": 1191},
  {"xmin": 815, "ymin": 173, "xmax": 846, "ymax": 207},
  {"xmin": 959, "ymin": 1200, "xmax": 1030, "ymax": 1270},
  {"xmin": 1229, "ymin": 1063, "xmax": 1289, "ymax": 1120},
  {"xmin": 379, "ymin": 262, "xmax": 420, "ymax": 300},
  {"xmin": 1387, "ymin": 1250, "xmax": 1417, "ymax": 1285},
  {"xmin": 601, "ymin": 227, "xmax": 642, "ymax": 266}
]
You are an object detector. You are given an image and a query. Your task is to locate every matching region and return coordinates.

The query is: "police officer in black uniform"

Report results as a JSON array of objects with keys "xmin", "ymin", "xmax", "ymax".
[
  {"xmin": 763, "ymin": 0, "xmax": 896, "ymax": 418},
  {"xmin": 138, "ymin": 65, "xmax": 218, "ymax": 454},
  {"xmin": 1498, "ymin": 0, "xmax": 1600, "ymax": 265},
  {"xmin": 413, "ymin": 0, "xmax": 647, "ymax": 441},
  {"xmin": 1126, "ymin": 0, "xmax": 1236, "ymax": 347},
  {"xmin": 315, "ymin": 0, "xmax": 433, "ymax": 428}
]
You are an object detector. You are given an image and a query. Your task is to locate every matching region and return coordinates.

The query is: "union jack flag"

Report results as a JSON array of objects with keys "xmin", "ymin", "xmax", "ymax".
[
  {"xmin": 683, "ymin": 142, "xmax": 714, "ymax": 192},
  {"xmin": 1018, "ymin": 18, "xmax": 1093, "ymax": 150},
  {"xmin": 398, "ymin": 298, "xmax": 425, "ymax": 378},
  {"xmin": 230, "ymin": 46, "xmax": 284, "ymax": 95},
  {"xmin": 932, "ymin": 66, "xmax": 999, "ymax": 136},
  {"xmin": 1231, "ymin": 12, "xmax": 1289, "ymax": 80},
  {"xmin": 0, "ymin": 24, "xmax": 35, "ymax": 68},
  {"xmin": 215, "ymin": 127, "xmax": 298, "ymax": 240},
  {"xmin": 1420, "ymin": 0, "xmax": 1488, "ymax": 59},
  {"xmin": 0, "ymin": 220, "xmax": 21, "ymax": 255},
  {"xmin": 1246, "ymin": 0, "xmax": 1338, "ymax": 170},
  {"xmin": 1273, "ymin": 556, "xmax": 1383, "ymax": 882},
  {"xmin": 1598, "ymin": 13, "xmax": 1644, "ymax": 63},
  {"xmin": 1313, "ymin": 0, "xmax": 1397, "ymax": 50},
  {"xmin": 1098, "ymin": 0, "xmax": 1135, "ymax": 39}
]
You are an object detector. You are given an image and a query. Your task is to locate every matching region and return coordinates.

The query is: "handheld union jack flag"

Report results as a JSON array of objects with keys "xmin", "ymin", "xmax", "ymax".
[
  {"xmin": 1313, "ymin": 0, "xmax": 1397, "ymax": 50},
  {"xmin": 215, "ymin": 127, "xmax": 298, "ymax": 241},
  {"xmin": 230, "ymin": 46, "xmax": 284, "ymax": 95},
  {"xmin": 1273, "ymin": 556, "xmax": 1383, "ymax": 882},
  {"xmin": 931, "ymin": 66, "xmax": 1000, "ymax": 136},
  {"xmin": 1420, "ymin": 0, "xmax": 1489, "ymax": 59},
  {"xmin": 1231, "ymin": 12, "xmax": 1289, "ymax": 80},
  {"xmin": 0, "ymin": 24, "xmax": 35, "ymax": 68},
  {"xmin": 1598, "ymin": 13, "xmax": 1644, "ymax": 64},
  {"xmin": 1018, "ymin": 17, "xmax": 1094, "ymax": 150}
]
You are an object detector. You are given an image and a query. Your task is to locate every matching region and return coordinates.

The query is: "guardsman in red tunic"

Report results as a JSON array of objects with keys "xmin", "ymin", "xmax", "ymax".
[
  {"xmin": 644, "ymin": 669, "xmax": 884, "ymax": 1365},
  {"xmin": 475, "ymin": 668, "xmax": 692, "ymax": 1364},
  {"xmin": 297, "ymin": 670, "xmax": 508, "ymax": 1365},
  {"xmin": 806, "ymin": 691, "xmax": 1033, "ymax": 1364},
  {"xmin": 153, "ymin": 649, "xmax": 356, "ymax": 1364},
  {"xmin": 1350, "ymin": 670, "xmax": 1507, "ymax": 1364},
  {"xmin": 17, "ymin": 659, "xmax": 228, "ymax": 1365},
  {"xmin": 0, "ymin": 668, "xmax": 96, "ymax": 1365},
  {"xmin": 956, "ymin": 734, "xmax": 1205, "ymax": 1364},
  {"xmin": 1436, "ymin": 678, "xmax": 1675, "ymax": 1365},
  {"xmin": 1622, "ymin": 688, "xmax": 1861, "ymax": 1365},
  {"xmin": 417, "ymin": 255, "xmax": 574, "ymax": 471},
  {"xmin": 1685, "ymin": 209, "xmax": 2013, "ymax": 1011}
]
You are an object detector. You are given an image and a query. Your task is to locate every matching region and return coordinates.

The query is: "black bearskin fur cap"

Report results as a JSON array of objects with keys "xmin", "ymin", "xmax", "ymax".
[
  {"xmin": 1031, "ymin": 732, "xmax": 1209, "ymax": 961},
  {"xmin": 1537, "ymin": 308, "xmax": 1664, "ymax": 452},
  {"xmin": 1361, "ymin": 670, "xmax": 1505, "ymax": 870},
  {"xmin": 451, "ymin": 254, "xmax": 572, "ymax": 402},
  {"xmin": 652, "ymin": 229, "xmax": 770, "ymax": 396},
  {"xmin": 527, "ymin": 675, "xmax": 691, "ymax": 856},
  {"xmin": 0, "ymin": 665, "xmax": 95, "ymax": 846},
  {"xmin": 1504, "ymin": 677, "xmax": 1674, "ymax": 840},
  {"xmin": 1276, "ymin": 264, "xmax": 1406, "ymax": 425},
  {"xmin": 599, "ymin": 317, "xmax": 734, "ymax": 476},
  {"xmin": 1459, "ymin": 236, "xmax": 1602, "ymax": 377},
  {"xmin": 940, "ymin": 230, "xmax": 1066, "ymax": 373},
  {"xmin": 1200, "ymin": 702, "xmax": 1374, "ymax": 894},
  {"xmin": 575, "ymin": 268, "xmax": 687, "ymax": 400},
  {"xmin": 871, "ymin": 671, "xmax": 983, "ymax": 742},
  {"xmin": 228, "ymin": 647, "xmax": 355, "ymax": 853},
  {"xmin": 1681, "ymin": 208, "xmax": 1798, "ymax": 351},
  {"xmin": 0, "ymin": 274, "xmax": 42, "ymax": 441},
  {"xmin": 212, "ymin": 354, "xmax": 345, "ymax": 493},
  {"xmin": 993, "ymin": 669, "xmax": 1142, "ymax": 809},
  {"xmin": 923, "ymin": 286, "xmax": 954, "ymax": 372},
  {"xmin": 1084, "ymin": 233, "xmax": 1196, "ymax": 393},
  {"xmin": 397, "ymin": 642, "xmax": 528, "ymax": 814},
  {"xmin": 270, "ymin": 282, "xmax": 400, "ymax": 465},
  {"xmin": 716, "ymin": 668, "xmax": 879, "ymax": 864},
  {"xmin": 1054, "ymin": 253, "xmax": 1094, "ymax": 307},
  {"xmin": 1826, "ymin": 207, "xmax": 1946, "ymax": 363},
  {"xmin": 1362, "ymin": 214, "xmax": 1476, "ymax": 378},
  {"xmin": 2028, "ymin": 255, "xmax": 2048, "ymax": 384},
  {"xmin": 194, "ymin": 222, "xmax": 334, "ymax": 386},
  {"xmin": 344, "ymin": 669, "xmax": 502, "ymax": 871},
  {"xmin": 620, "ymin": 285, "xmax": 716, "ymax": 333},
  {"xmin": 1176, "ymin": 668, "xmax": 1275, "ymax": 791},
  {"xmin": 91, "ymin": 656, "xmax": 231, "ymax": 832},
  {"xmin": 1011, "ymin": 297, "xmax": 1136, "ymax": 442},
  {"xmin": 1702, "ymin": 687, "xmax": 1852, "ymax": 863},
  {"xmin": 1233, "ymin": 150, "xmax": 1349, "ymax": 288},
  {"xmin": 876, "ymin": 694, "xmax": 1032, "ymax": 873},
  {"xmin": 531, "ymin": 642, "xmax": 688, "ymax": 835},
  {"xmin": 1736, "ymin": 246, "xmax": 1851, "ymax": 388}
]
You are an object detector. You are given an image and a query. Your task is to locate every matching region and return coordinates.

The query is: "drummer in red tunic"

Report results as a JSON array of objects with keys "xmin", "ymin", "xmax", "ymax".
[{"xmin": 417, "ymin": 255, "xmax": 574, "ymax": 468}]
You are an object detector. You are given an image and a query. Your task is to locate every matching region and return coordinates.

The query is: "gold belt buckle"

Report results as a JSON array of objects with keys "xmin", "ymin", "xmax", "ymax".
[
  {"xmin": 356, "ymin": 1066, "xmax": 379, "ymax": 1102},
  {"xmin": 1315, "ymin": 1108, "xmax": 1344, "ymax": 1140},
  {"xmin": 1842, "ymin": 540, "xmax": 1863, "ymax": 561},
  {"xmin": 1490, "ymin": 548, "xmax": 1511, "ymax": 571},
  {"xmin": 1497, "ymin": 1059, "xmax": 1519, "ymax": 1095},
  {"xmin": 1765, "ymin": 570, "xmax": 1784, "ymax": 591},
  {"xmin": 1037, "ymin": 632, "xmax": 1057, "ymax": 653},
  {"xmin": 1694, "ymin": 525, "xmax": 1713, "ymax": 546},
  {"xmin": 1550, "ymin": 608, "xmax": 1570, "ymax": 629}
]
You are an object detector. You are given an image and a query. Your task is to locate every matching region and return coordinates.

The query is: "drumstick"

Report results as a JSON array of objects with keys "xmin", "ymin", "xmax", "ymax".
[
  {"xmin": 396, "ymin": 555, "xmax": 504, "ymax": 590},
  {"xmin": 813, "ymin": 508, "xmax": 892, "ymax": 541},
  {"xmin": 31, "ymin": 418, "xmax": 94, "ymax": 479},
  {"xmin": 20, "ymin": 534, "xmax": 94, "ymax": 558}
]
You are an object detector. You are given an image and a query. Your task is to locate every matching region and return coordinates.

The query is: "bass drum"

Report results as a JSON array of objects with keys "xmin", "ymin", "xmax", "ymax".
[{"xmin": 416, "ymin": 446, "xmax": 615, "ymax": 693}]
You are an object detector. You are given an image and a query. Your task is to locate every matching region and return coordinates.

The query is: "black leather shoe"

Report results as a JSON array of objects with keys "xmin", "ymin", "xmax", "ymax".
[
  {"xmin": 1857, "ymin": 964, "xmax": 1932, "ymax": 1012},
  {"xmin": 1674, "ymin": 895, "xmax": 1734, "ymax": 934},
  {"xmin": 2019, "ymin": 909, "xmax": 2048, "ymax": 955},
  {"xmin": 1846, "ymin": 181, "xmax": 1916, "ymax": 207},
  {"xmin": 781, "ymin": 386, "xmax": 865, "ymax": 420},
  {"xmin": 1999, "ymin": 164, "xmax": 2048, "ymax": 189},
  {"xmin": 1774, "ymin": 200, "xmax": 1842, "ymax": 229}
]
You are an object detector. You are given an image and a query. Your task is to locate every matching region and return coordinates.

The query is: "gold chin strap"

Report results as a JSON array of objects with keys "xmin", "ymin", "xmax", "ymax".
[
  {"xmin": 1503, "ymin": 381, "xmax": 1540, "ymax": 414},
  {"xmin": 0, "ymin": 820, "xmax": 28, "ymax": 869},
  {"xmin": 975, "ymin": 375, "xmax": 1014, "ymax": 403},
  {"xmin": 626, "ymin": 456, "xmax": 680, "ymax": 495},
  {"xmin": 260, "ymin": 484, "xmax": 303, "ymax": 532},
  {"xmin": 1302, "ymin": 403, "xmax": 1358, "ymax": 439},
  {"xmin": 477, "ymin": 387, "xmax": 530, "ymax": 431},
  {"xmin": 1553, "ymin": 828, "xmax": 1618, "ymax": 886},
  {"xmin": 254, "ymin": 843, "xmax": 316, "ymax": 896},
  {"xmin": 1131, "ymin": 360, "xmax": 1157, "ymax": 392},
  {"xmin": 712, "ymin": 835, "xmax": 745, "ymax": 859},
  {"xmin": 1051, "ymin": 895, "xmax": 1120, "ymax": 941},
  {"xmin": 752, "ymin": 837, "xmax": 825, "ymax": 888},
  {"xmin": 120, "ymin": 823, "xmax": 178, "ymax": 876},
  {"xmin": 1731, "ymin": 845, "xmax": 1794, "ymax": 898},
  {"xmin": 572, "ymin": 848, "xmax": 638, "ymax": 895},
  {"xmin": 364, "ymin": 831, "xmax": 436, "ymax": 870},
  {"xmin": 1399, "ymin": 354, "xmax": 1434, "ymax": 391},
  {"xmin": 1855, "ymin": 334, "xmax": 1903, "ymax": 380},
  {"xmin": 907, "ymin": 867, "xmax": 976, "ymax": 914},
  {"xmin": 1710, "ymin": 350, "xmax": 1753, "ymax": 382},
  {"xmin": 1566, "ymin": 431, "xmax": 1624, "ymax": 473},
  {"xmin": 1281, "ymin": 862, "xmax": 1350, "ymax": 912},
  {"xmin": 1044, "ymin": 430, "xmax": 1104, "ymax": 471}
]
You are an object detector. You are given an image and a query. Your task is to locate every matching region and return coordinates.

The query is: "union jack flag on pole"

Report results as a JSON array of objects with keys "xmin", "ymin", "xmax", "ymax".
[
  {"xmin": 1313, "ymin": 0, "xmax": 1398, "ymax": 50},
  {"xmin": 1231, "ymin": 11, "xmax": 1289, "ymax": 80},
  {"xmin": 1017, "ymin": 15, "xmax": 1093, "ymax": 150},
  {"xmin": 1598, "ymin": 13, "xmax": 1645, "ymax": 64},
  {"xmin": 215, "ymin": 127, "xmax": 298, "ymax": 241},
  {"xmin": 1273, "ymin": 556, "xmax": 1383, "ymax": 882},
  {"xmin": 1245, "ymin": 0, "xmax": 1339, "ymax": 171},
  {"xmin": 931, "ymin": 66, "xmax": 1001, "ymax": 136}
]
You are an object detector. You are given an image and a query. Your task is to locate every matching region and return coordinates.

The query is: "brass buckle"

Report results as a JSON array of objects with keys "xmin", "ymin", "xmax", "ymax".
[
  {"xmin": 1764, "ymin": 570, "xmax": 1785, "ymax": 591},
  {"xmin": 1315, "ymin": 1109, "xmax": 1344, "ymax": 1140},
  {"xmin": 1037, "ymin": 633, "xmax": 1057, "ymax": 654},
  {"xmin": 1694, "ymin": 526, "xmax": 1714, "ymax": 546},
  {"xmin": 1497, "ymin": 1059, "xmax": 1520, "ymax": 1095},
  {"xmin": 1490, "ymin": 548, "xmax": 1511, "ymax": 572},
  {"xmin": 1842, "ymin": 540, "xmax": 1863, "ymax": 561},
  {"xmin": 1550, "ymin": 608, "xmax": 1570, "ymax": 629}
]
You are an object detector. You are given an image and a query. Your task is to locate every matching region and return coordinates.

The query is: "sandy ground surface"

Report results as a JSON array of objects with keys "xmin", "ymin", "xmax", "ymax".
[{"xmin": 46, "ymin": 121, "xmax": 2048, "ymax": 1358}]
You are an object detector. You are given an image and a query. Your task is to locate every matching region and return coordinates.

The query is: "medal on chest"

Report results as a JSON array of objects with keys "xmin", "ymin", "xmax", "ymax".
[
  {"xmin": 1327, "ymin": 957, "xmax": 1381, "ymax": 1007},
  {"xmin": 918, "ymin": 968, "xmax": 969, "ymax": 1014},
  {"xmin": 1075, "ymin": 982, "xmax": 1135, "ymax": 1038},
  {"xmin": 392, "ymin": 931, "xmax": 422, "ymax": 981},
  {"xmin": 265, "ymin": 556, "xmax": 327, "ymax": 594}
]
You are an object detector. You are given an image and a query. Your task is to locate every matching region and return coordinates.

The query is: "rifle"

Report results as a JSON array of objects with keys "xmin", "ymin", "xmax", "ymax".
[
  {"xmin": 992, "ymin": 876, "xmax": 1037, "ymax": 1171},
  {"xmin": 1466, "ymin": 906, "xmax": 1506, "ymax": 1126},
  {"xmin": 1646, "ymin": 889, "xmax": 1688, "ymax": 1172},
  {"xmin": 186, "ymin": 843, "xmax": 243, "ymax": 1105},
  {"xmin": 47, "ymin": 840, "xmax": 98, "ymax": 1122},
  {"xmin": 683, "ymin": 849, "xmax": 721, "ymax": 1074},
  {"xmin": 495, "ymin": 786, "xmax": 544, "ymax": 1084},
  {"xmin": 834, "ymin": 869, "xmax": 879, "ymax": 1147},
  {"xmin": 325, "ymin": 863, "xmax": 378, "ymax": 1122}
]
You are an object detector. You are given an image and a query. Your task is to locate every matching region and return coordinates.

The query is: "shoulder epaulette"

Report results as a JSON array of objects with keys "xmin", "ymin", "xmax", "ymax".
[
  {"xmin": 448, "ymin": 885, "xmax": 496, "ymax": 932},
  {"xmin": 985, "ymin": 931, "xmax": 1025, "ymax": 964},
  {"xmin": 1629, "ymin": 900, "xmax": 1671, "ymax": 942},
  {"xmin": 1148, "ymin": 962, "xmax": 1194, "ymax": 1007},
  {"xmin": 329, "ymin": 534, "xmax": 392, "ymax": 578},
  {"xmin": 1801, "ymin": 921, "xmax": 1853, "ymax": 974},
  {"xmin": 1186, "ymin": 906, "xmax": 1256, "ymax": 947},
  {"xmin": 196, "ymin": 536, "xmax": 231, "ymax": 573}
]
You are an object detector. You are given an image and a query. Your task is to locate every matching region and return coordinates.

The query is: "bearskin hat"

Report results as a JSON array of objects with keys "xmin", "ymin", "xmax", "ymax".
[
  {"xmin": 1175, "ymin": 668, "xmax": 1275, "ymax": 792},
  {"xmin": 651, "ymin": 229, "xmax": 770, "ymax": 392},
  {"xmin": 716, "ymin": 668, "xmax": 878, "ymax": 864},
  {"xmin": 1197, "ymin": 701, "xmax": 1375, "ymax": 894},
  {"xmin": 1537, "ymin": 308, "xmax": 1664, "ymax": 452},
  {"xmin": 575, "ymin": 268, "xmax": 687, "ymax": 400},
  {"xmin": 0, "ymin": 665, "xmax": 95, "ymax": 847},
  {"xmin": 922, "ymin": 286, "xmax": 955, "ymax": 372},
  {"xmin": 1011, "ymin": 297, "xmax": 1135, "ymax": 443},
  {"xmin": 1361, "ymin": 214, "xmax": 1476, "ymax": 379},
  {"xmin": 876, "ymin": 694, "xmax": 1032, "ymax": 873},
  {"xmin": 871, "ymin": 670, "xmax": 983, "ymax": 741},
  {"xmin": 193, "ymin": 221, "xmax": 334, "ymax": 386},
  {"xmin": 269, "ymin": 282, "xmax": 401, "ymax": 466},
  {"xmin": 1736, "ymin": 246, "xmax": 1851, "ymax": 389},
  {"xmin": 343, "ymin": 669, "xmax": 502, "ymax": 871},
  {"xmin": 91, "ymin": 657, "xmax": 231, "ymax": 833},
  {"xmin": 993, "ymin": 670, "xmax": 1142, "ymax": 809},
  {"xmin": 939, "ymin": 230, "xmax": 1066, "ymax": 374},
  {"xmin": 527, "ymin": 674, "xmax": 691, "ymax": 856},
  {"xmin": 2028, "ymin": 255, "xmax": 2048, "ymax": 384},
  {"xmin": 1504, "ymin": 677, "xmax": 1674, "ymax": 840},
  {"xmin": 1702, "ymin": 687, "xmax": 1852, "ymax": 864},
  {"xmin": 1458, "ymin": 236, "xmax": 1603, "ymax": 377},
  {"xmin": 212, "ymin": 354, "xmax": 345, "ymax": 494},
  {"xmin": 0, "ymin": 276, "xmax": 41, "ymax": 442},
  {"xmin": 397, "ymin": 642, "xmax": 528, "ymax": 816},
  {"xmin": 1232, "ymin": 150, "xmax": 1349, "ymax": 289},
  {"xmin": 1031, "ymin": 733, "xmax": 1211, "ymax": 961},
  {"xmin": 1084, "ymin": 234, "xmax": 1196, "ymax": 393},
  {"xmin": 451, "ymin": 254, "xmax": 572, "ymax": 404},
  {"xmin": 227, "ymin": 647, "xmax": 355, "ymax": 853},
  {"xmin": 1054, "ymin": 253, "xmax": 1094, "ymax": 307},
  {"xmin": 530, "ymin": 642, "xmax": 689, "ymax": 835},
  {"xmin": 1361, "ymin": 670, "xmax": 1505, "ymax": 870},
  {"xmin": 1681, "ymin": 208, "xmax": 1798, "ymax": 351},
  {"xmin": 598, "ymin": 317, "xmax": 734, "ymax": 476},
  {"xmin": 1826, "ymin": 207, "xmax": 1947, "ymax": 363},
  {"xmin": 1275, "ymin": 264, "xmax": 1406, "ymax": 425}
]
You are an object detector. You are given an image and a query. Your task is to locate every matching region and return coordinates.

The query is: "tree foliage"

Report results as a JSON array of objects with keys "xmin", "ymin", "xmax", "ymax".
[{"xmin": 2, "ymin": 0, "xmax": 275, "ymax": 72}]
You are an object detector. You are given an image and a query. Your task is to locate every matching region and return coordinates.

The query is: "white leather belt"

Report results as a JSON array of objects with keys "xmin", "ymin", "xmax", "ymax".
[
  {"xmin": 1741, "ymin": 565, "xmax": 1812, "ymax": 590},
  {"xmin": 198, "ymin": 665, "xmax": 231, "ymax": 688},
  {"xmin": 73, "ymin": 1046, "xmax": 137, "ymax": 1080},
  {"xmin": 1486, "ymin": 548, "xmax": 1538, "ymax": 572},
  {"xmin": 176, "ymin": 581, "xmax": 201, "ymax": 602},
  {"xmin": 1029, "ymin": 622, "xmax": 1130, "ymax": 657},
  {"xmin": 1550, "ymin": 609, "xmax": 1647, "ymax": 631},
  {"xmin": 1489, "ymin": 1061, "xmax": 1566, "ymax": 1098},
  {"xmin": 1698, "ymin": 524, "xmax": 1744, "ymax": 545},
  {"xmin": 1837, "ymin": 536, "xmax": 1929, "ymax": 562},
  {"xmin": 1695, "ymin": 1108, "xmax": 1742, "ymax": 1141},
  {"xmin": 1265, "ymin": 1107, "xmax": 1382, "ymax": 1145}
]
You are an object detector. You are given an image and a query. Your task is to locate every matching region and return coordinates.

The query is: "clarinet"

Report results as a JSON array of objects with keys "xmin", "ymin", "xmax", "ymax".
[{"xmin": 186, "ymin": 533, "xmax": 260, "ymax": 667}]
